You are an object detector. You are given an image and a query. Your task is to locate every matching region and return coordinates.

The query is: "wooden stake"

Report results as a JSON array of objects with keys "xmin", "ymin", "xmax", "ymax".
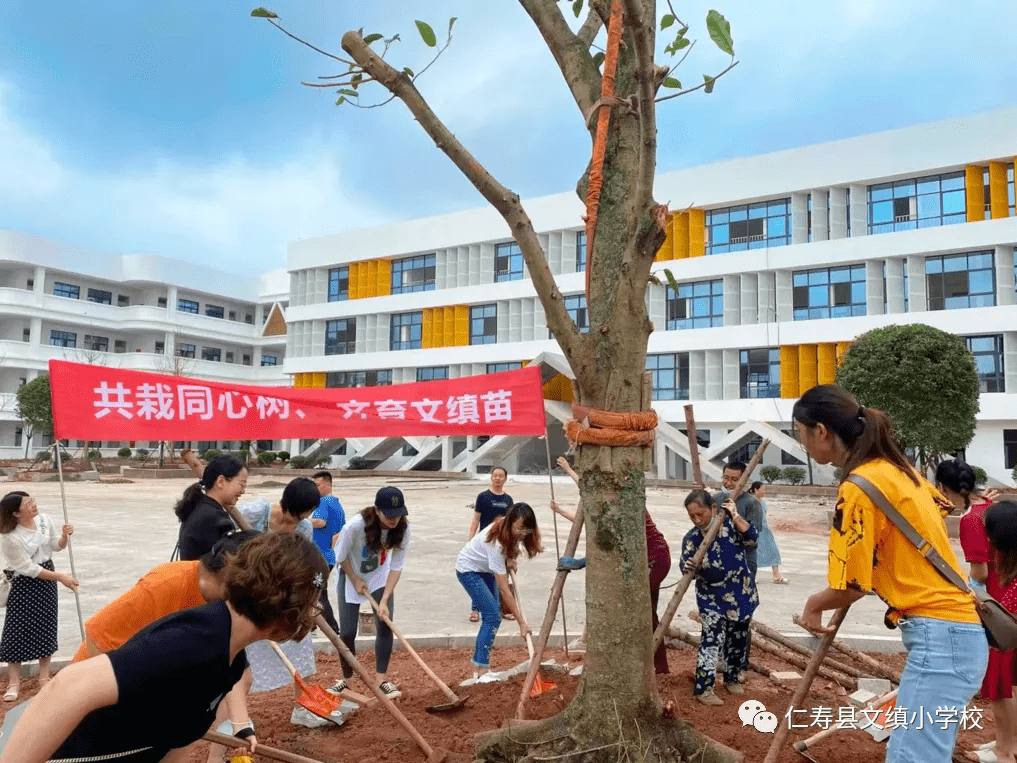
[
  {"xmin": 792, "ymin": 614, "xmax": 901, "ymax": 685},
  {"xmin": 750, "ymin": 619, "xmax": 865, "ymax": 679},
  {"xmin": 683, "ymin": 404, "xmax": 703, "ymax": 487},
  {"xmin": 665, "ymin": 625, "xmax": 774, "ymax": 680}
]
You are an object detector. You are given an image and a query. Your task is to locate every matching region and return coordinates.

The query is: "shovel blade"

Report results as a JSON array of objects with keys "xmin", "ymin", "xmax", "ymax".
[
  {"xmin": 529, "ymin": 675, "xmax": 556, "ymax": 698},
  {"xmin": 425, "ymin": 694, "xmax": 470, "ymax": 714},
  {"xmin": 294, "ymin": 674, "xmax": 341, "ymax": 719}
]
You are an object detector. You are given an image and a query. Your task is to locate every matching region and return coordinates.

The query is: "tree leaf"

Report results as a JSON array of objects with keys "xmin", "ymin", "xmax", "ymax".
[
  {"xmin": 448, "ymin": 17, "xmax": 457, "ymax": 36},
  {"xmin": 363, "ymin": 33, "xmax": 383, "ymax": 45},
  {"xmin": 403, "ymin": 66, "xmax": 414, "ymax": 77},
  {"xmin": 661, "ymin": 269, "xmax": 681, "ymax": 294},
  {"xmin": 338, "ymin": 89, "xmax": 359, "ymax": 98},
  {"xmin": 572, "ymin": 0, "xmax": 584, "ymax": 18},
  {"xmin": 250, "ymin": 7, "xmax": 278, "ymax": 18},
  {"xmin": 660, "ymin": 14, "xmax": 675, "ymax": 29},
  {"xmin": 673, "ymin": 37, "xmax": 691, "ymax": 50},
  {"xmin": 706, "ymin": 9, "xmax": 734, "ymax": 55},
  {"xmin": 663, "ymin": 77, "xmax": 682, "ymax": 89},
  {"xmin": 335, "ymin": 96, "xmax": 345, "ymax": 106},
  {"xmin": 414, "ymin": 20, "xmax": 437, "ymax": 47},
  {"xmin": 592, "ymin": 51, "xmax": 605, "ymax": 69},
  {"xmin": 703, "ymin": 74, "xmax": 715, "ymax": 93}
]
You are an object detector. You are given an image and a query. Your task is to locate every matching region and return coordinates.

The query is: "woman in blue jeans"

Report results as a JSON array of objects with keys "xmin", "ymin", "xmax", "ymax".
[
  {"xmin": 794, "ymin": 385, "xmax": 988, "ymax": 763},
  {"xmin": 456, "ymin": 502, "xmax": 542, "ymax": 683}
]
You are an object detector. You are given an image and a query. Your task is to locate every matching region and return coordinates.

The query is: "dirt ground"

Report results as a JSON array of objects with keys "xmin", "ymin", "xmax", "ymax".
[{"xmin": 2, "ymin": 643, "xmax": 991, "ymax": 763}]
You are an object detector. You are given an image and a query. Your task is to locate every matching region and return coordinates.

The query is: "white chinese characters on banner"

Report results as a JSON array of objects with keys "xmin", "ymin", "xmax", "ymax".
[
  {"xmin": 93, "ymin": 382, "xmax": 307, "ymax": 423},
  {"xmin": 336, "ymin": 391, "xmax": 513, "ymax": 425}
]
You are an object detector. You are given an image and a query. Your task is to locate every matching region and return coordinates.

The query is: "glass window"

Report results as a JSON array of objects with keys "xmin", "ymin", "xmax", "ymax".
[
  {"xmin": 666, "ymin": 279, "xmax": 724, "ymax": 329},
  {"xmin": 205, "ymin": 304, "xmax": 224, "ymax": 319},
  {"xmin": 1005, "ymin": 429, "xmax": 1017, "ymax": 470},
  {"xmin": 390, "ymin": 311, "xmax": 423, "ymax": 351},
  {"xmin": 155, "ymin": 341, "xmax": 165, "ymax": 354},
  {"xmin": 328, "ymin": 266, "xmax": 349, "ymax": 302},
  {"xmin": 646, "ymin": 353, "xmax": 690, "ymax": 401},
  {"xmin": 470, "ymin": 304, "xmax": 498, "ymax": 345},
  {"xmin": 739, "ymin": 348, "xmax": 780, "ymax": 398},
  {"xmin": 867, "ymin": 170, "xmax": 966, "ymax": 234},
  {"xmin": 781, "ymin": 430, "xmax": 805, "ymax": 465},
  {"xmin": 925, "ymin": 252, "xmax": 995, "ymax": 310},
  {"xmin": 416, "ymin": 366, "xmax": 449, "ymax": 382},
  {"xmin": 83, "ymin": 335, "xmax": 108, "ymax": 352},
  {"xmin": 86, "ymin": 288, "xmax": 112, "ymax": 304},
  {"xmin": 494, "ymin": 242, "xmax": 523, "ymax": 282},
  {"xmin": 576, "ymin": 231, "xmax": 587, "ymax": 272},
  {"xmin": 965, "ymin": 335, "xmax": 1005, "ymax": 393},
  {"xmin": 177, "ymin": 344, "xmax": 196, "ymax": 358},
  {"xmin": 325, "ymin": 318, "xmax": 357, "ymax": 355},
  {"xmin": 118, "ymin": 295, "xmax": 131, "ymax": 307},
  {"xmin": 201, "ymin": 347, "xmax": 221, "ymax": 362},
  {"xmin": 260, "ymin": 355, "xmax": 278, "ymax": 367},
  {"xmin": 49, "ymin": 330, "xmax": 77, "ymax": 348},
  {"xmin": 731, "ymin": 434, "xmax": 764, "ymax": 464},
  {"xmin": 792, "ymin": 265, "xmax": 866, "ymax": 320},
  {"xmin": 177, "ymin": 298, "xmax": 199, "ymax": 314},
  {"xmin": 706, "ymin": 198, "xmax": 791, "ymax": 255},
  {"xmin": 391, "ymin": 254, "xmax": 436, "ymax": 294},
  {"xmin": 487, "ymin": 362, "xmax": 522, "ymax": 374},
  {"xmin": 564, "ymin": 295, "xmax": 589, "ymax": 333},
  {"xmin": 325, "ymin": 369, "xmax": 392, "ymax": 388},
  {"xmin": 53, "ymin": 282, "xmax": 80, "ymax": 299}
]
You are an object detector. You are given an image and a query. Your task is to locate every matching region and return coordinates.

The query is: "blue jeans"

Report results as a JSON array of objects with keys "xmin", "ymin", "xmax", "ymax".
[
  {"xmin": 886, "ymin": 616, "xmax": 988, "ymax": 763},
  {"xmin": 457, "ymin": 570, "xmax": 500, "ymax": 668}
]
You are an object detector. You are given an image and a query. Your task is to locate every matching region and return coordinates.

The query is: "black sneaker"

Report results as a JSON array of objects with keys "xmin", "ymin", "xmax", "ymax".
[
  {"xmin": 327, "ymin": 679, "xmax": 349, "ymax": 695},
  {"xmin": 378, "ymin": 681, "xmax": 402, "ymax": 699}
]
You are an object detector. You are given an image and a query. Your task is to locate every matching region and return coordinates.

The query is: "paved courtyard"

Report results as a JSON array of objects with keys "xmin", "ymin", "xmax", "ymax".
[{"xmin": 0, "ymin": 473, "xmax": 931, "ymax": 660}]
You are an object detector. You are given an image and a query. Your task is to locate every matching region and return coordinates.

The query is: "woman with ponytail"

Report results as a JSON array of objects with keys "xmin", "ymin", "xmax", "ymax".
[
  {"xmin": 793, "ymin": 384, "xmax": 987, "ymax": 763},
  {"xmin": 175, "ymin": 454, "xmax": 248, "ymax": 561}
]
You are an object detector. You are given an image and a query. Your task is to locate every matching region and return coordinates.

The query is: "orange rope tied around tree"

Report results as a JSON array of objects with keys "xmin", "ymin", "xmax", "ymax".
[
  {"xmin": 583, "ymin": 0, "xmax": 624, "ymax": 304},
  {"xmin": 566, "ymin": 404, "xmax": 658, "ymax": 449}
]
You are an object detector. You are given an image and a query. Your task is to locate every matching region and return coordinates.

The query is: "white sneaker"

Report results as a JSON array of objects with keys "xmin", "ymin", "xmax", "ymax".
[
  {"xmin": 476, "ymin": 672, "xmax": 501, "ymax": 684},
  {"xmin": 378, "ymin": 681, "xmax": 402, "ymax": 699}
]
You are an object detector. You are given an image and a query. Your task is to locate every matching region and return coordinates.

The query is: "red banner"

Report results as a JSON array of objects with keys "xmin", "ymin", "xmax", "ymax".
[{"xmin": 48, "ymin": 360, "xmax": 547, "ymax": 440}]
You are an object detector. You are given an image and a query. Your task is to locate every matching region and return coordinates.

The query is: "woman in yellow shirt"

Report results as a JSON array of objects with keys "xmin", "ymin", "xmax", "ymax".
[{"xmin": 794, "ymin": 384, "xmax": 987, "ymax": 763}]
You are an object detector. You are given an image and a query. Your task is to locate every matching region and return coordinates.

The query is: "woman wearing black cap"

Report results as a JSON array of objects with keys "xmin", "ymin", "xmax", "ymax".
[{"xmin": 330, "ymin": 486, "xmax": 410, "ymax": 698}]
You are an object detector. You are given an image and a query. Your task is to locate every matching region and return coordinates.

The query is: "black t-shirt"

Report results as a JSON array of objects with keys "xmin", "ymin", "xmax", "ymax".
[
  {"xmin": 178, "ymin": 496, "xmax": 235, "ymax": 561},
  {"xmin": 53, "ymin": 601, "xmax": 248, "ymax": 762},
  {"xmin": 474, "ymin": 490, "xmax": 514, "ymax": 532}
]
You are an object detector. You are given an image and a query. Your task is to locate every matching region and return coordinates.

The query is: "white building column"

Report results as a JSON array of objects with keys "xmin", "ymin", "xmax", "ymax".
[
  {"xmin": 829, "ymin": 187, "xmax": 848, "ymax": 239},
  {"xmin": 885, "ymin": 258, "xmax": 906, "ymax": 314},
  {"xmin": 722, "ymin": 348, "xmax": 740, "ymax": 400},
  {"xmin": 164, "ymin": 331, "xmax": 175, "ymax": 357},
  {"xmin": 33, "ymin": 266, "xmax": 45, "ymax": 306},
  {"xmin": 995, "ymin": 246, "xmax": 1015, "ymax": 307},
  {"xmin": 907, "ymin": 257, "xmax": 927, "ymax": 312},
  {"xmin": 705, "ymin": 349, "xmax": 723, "ymax": 400},
  {"xmin": 848, "ymin": 184, "xmax": 867, "ymax": 236},
  {"xmin": 791, "ymin": 193, "xmax": 809, "ymax": 245},
  {"xmin": 740, "ymin": 274, "xmax": 758, "ymax": 325},
  {"xmin": 774, "ymin": 271, "xmax": 793, "ymax": 323},
  {"xmin": 757, "ymin": 272, "xmax": 776, "ymax": 323},
  {"xmin": 722, "ymin": 275, "xmax": 740, "ymax": 327},
  {"xmin": 255, "ymin": 304, "xmax": 265, "ymax": 326},
  {"xmin": 166, "ymin": 286, "xmax": 177, "ymax": 316},
  {"xmin": 865, "ymin": 260, "xmax": 884, "ymax": 316},
  {"xmin": 812, "ymin": 189, "xmax": 829, "ymax": 242},
  {"xmin": 689, "ymin": 351, "xmax": 706, "ymax": 401},
  {"xmin": 441, "ymin": 437, "xmax": 453, "ymax": 471},
  {"xmin": 29, "ymin": 317, "xmax": 42, "ymax": 346},
  {"xmin": 1005, "ymin": 332, "xmax": 1017, "ymax": 395}
]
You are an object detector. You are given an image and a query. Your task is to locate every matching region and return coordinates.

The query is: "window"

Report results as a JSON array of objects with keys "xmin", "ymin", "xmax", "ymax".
[
  {"xmin": 730, "ymin": 435, "xmax": 764, "ymax": 465},
  {"xmin": 201, "ymin": 347, "xmax": 221, "ymax": 362},
  {"xmin": 390, "ymin": 311, "xmax": 423, "ymax": 351},
  {"xmin": 325, "ymin": 318, "xmax": 357, "ymax": 355},
  {"xmin": 114, "ymin": 340, "xmax": 127, "ymax": 353},
  {"xmin": 494, "ymin": 243, "xmax": 523, "ymax": 282},
  {"xmin": 22, "ymin": 328, "xmax": 30, "ymax": 342},
  {"xmin": 470, "ymin": 304, "xmax": 498, "ymax": 344},
  {"xmin": 225, "ymin": 352, "xmax": 234, "ymax": 363},
  {"xmin": 328, "ymin": 266, "xmax": 349, "ymax": 302},
  {"xmin": 242, "ymin": 354, "xmax": 252, "ymax": 366},
  {"xmin": 666, "ymin": 279, "xmax": 724, "ymax": 329},
  {"xmin": 563, "ymin": 295, "xmax": 589, "ymax": 333},
  {"xmin": 26, "ymin": 278, "xmax": 33, "ymax": 289},
  {"xmin": 391, "ymin": 254, "xmax": 436, "ymax": 294},
  {"xmin": 83, "ymin": 335, "xmax": 108, "ymax": 352},
  {"xmin": 1005, "ymin": 429, "xmax": 1017, "ymax": 470},
  {"xmin": 245, "ymin": 313, "xmax": 254, "ymax": 324},
  {"xmin": 646, "ymin": 353, "xmax": 690, "ymax": 401},
  {"xmin": 416, "ymin": 366, "xmax": 449, "ymax": 382},
  {"xmin": 118, "ymin": 295, "xmax": 130, "ymax": 307},
  {"xmin": 53, "ymin": 282, "xmax": 80, "ymax": 299},
  {"xmin": 261, "ymin": 355, "xmax": 278, "ymax": 367},
  {"xmin": 205, "ymin": 304, "xmax": 224, "ymax": 319},
  {"xmin": 157, "ymin": 297, "xmax": 167, "ymax": 307},
  {"xmin": 925, "ymin": 252, "xmax": 995, "ymax": 310},
  {"xmin": 49, "ymin": 330, "xmax": 77, "ymax": 348},
  {"xmin": 882, "ymin": 261, "xmax": 910, "ymax": 313},
  {"xmin": 155, "ymin": 341, "xmax": 165, "ymax": 354},
  {"xmin": 178, "ymin": 298, "xmax": 199, "ymax": 314},
  {"xmin": 87, "ymin": 288, "xmax": 112, "ymax": 305},
  {"xmin": 867, "ymin": 171, "xmax": 965, "ymax": 234},
  {"xmin": 576, "ymin": 231, "xmax": 587, "ymax": 271},
  {"xmin": 739, "ymin": 348, "xmax": 780, "ymax": 398},
  {"xmin": 14, "ymin": 427, "xmax": 22, "ymax": 447},
  {"xmin": 325, "ymin": 369, "xmax": 392, "ymax": 388},
  {"xmin": 177, "ymin": 343, "xmax": 196, "ymax": 359},
  {"xmin": 229, "ymin": 310, "xmax": 237, "ymax": 321},
  {"xmin": 792, "ymin": 265, "xmax": 866, "ymax": 320},
  {"xmin": 965, "ymin": 335, "xmax": 1005, "ymax": 393},
  {"xmin": 487, "ymin": 362, "xmax": 523, "ymax": 374},
  {"xmin": 706, "ymin": 199, "xmax": 791, "ymax": 255}
]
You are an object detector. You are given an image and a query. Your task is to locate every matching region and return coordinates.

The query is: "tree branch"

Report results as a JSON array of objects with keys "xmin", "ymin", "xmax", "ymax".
[
  {"xmin": 620, "ymin": 0, "xmax": 658, "ymax": 217},
  {"xmin": 517, "ymin": 0, "xmax": 602, "ymax": 120},
  {"xmin": 340, "ymin": 30, "xmax": 587, "ymax": 365},
  {"xmin": 577, "ymin": 8, "xmax": 604, "ymax": 46},
  {"xmin": 655, "ymin": 59, "xmax": 739, "ymax": 102}
]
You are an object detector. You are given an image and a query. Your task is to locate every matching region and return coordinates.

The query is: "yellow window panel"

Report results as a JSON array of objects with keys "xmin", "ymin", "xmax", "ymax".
[
  {"xmin": 798, "ymin": 344, "xmax": 818, "ymax": 393},
  {"xmin": 989, "ymin": 162, "xmax": 1009, "ymax": 219},
  {"xmin": 688, "ymin": 208, "xmax": 706, "ymax": 257},
  {"xmin": 779, "ymin": 345, "xmax": 799, "ymax": 399},
  {"xmin": 312, "ymin": 372, "xmax": 326, "ymax": 388},
  {"xmin": 965, "ymin": 165, "xmax": 985, "ymax": 222},
  {"xmin": 377, "ymin": 259, "xmax": 392, "ymax": 296},
  {"xmin": 655, "ymin": 214, "xmax": 675, "ymax": 262},
  {"xmin": 366, "ymin": 260, "xmax": 379, "ymax": 298},
  {"xmin": 292, "ymin": 373, "xmax": 304, "ymax": 388},
  {"xmin": 421, "ymin": 308, "xmax": 434, "ymax": 349},
  {"xmin": 454, "ymin": 305, "xmax": 469, "ymax": 346},
  {"xmin": 443, "ymin": 305, "xmax": 455, "ymax": 347},
  {"xmin": 673, "ymin": 211, "xmax": 690, "ymax": 259},
  {"xmin": 348, "ymin": 262, "xmax": 361, "ymax": 300},
  {"xmin": 835, "ymin": 341, "xmax": 852, "ymax": 365},
  {"xmin": 817, "ymin": 343, "xmax": 837, "ymax": 385}
]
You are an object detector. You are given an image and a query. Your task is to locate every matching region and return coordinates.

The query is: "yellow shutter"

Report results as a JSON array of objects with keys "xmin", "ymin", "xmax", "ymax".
[
  {"xmin": 688, "ymin": 208, "xmax": 706, "ymax": 257},
  {"xmin": 655, "ymin": 214, "xmax": 675, "ymax": 262},
  {"xmin": 377, "ymin": 259, "xmax": 392, "ymax": 296},
  {"xmin": 779, "ymin": 345, "xmax": 799, "ymax": 399},
  {"xmin": 798, "ymin": 344, "xmax": 818, "ymax": 393},
  {"xmin": 365, "ymin": 260, "xmax": 378, "ymax": 298},
  {"xmin": 817, "ymin": 343, "xmax": 837, "ymax": 385},
  {"xmin": 989, "ymin": 162, "xmax": 1009, "ymax": 219},
  {"xmin": 348, "ymin": 262, "xmax": 361, "ymax": 300},
  {"xmin": 421, "ymin": 308, "xmax": 434, "ymax": 349},
  {"xmin": 312, "ymin": 372, "xmax": 326, "ymax": 389},
  {"xmin": 443, "ymin": 306, "xmax": 455, "ymax": 347},
  {"xmin": 292, "ymin": 373, "xmax": 304, "ymax": 388},
  {"xmin": 454, "ymin": 305, "xmax": 469, "ymax": 346},
  {"xmin": 965, "ymin": 165, "xmax": 985, "ymax": 222},
  {"xmin": 835, "ymin": 341, "xmax": 852, "ymax": 366},
  {"xmin": 673, "ymin": 212, "xmax": 690, "ymax": 259}
]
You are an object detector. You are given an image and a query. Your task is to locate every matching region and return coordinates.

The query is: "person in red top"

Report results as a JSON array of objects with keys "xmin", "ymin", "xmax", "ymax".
[{"xmin": 981, "ymin": 500, "xmax": 1017, "ymax": 763}]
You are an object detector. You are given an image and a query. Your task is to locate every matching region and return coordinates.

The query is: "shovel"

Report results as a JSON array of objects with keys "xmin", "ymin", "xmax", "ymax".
[
  {"xmin": 268, "ymin": 641, "xmax": 342, "ymax": 724},
  {"xmin": 510, "ymin": 572, "xmax": 555, "ymax": 698},
  {"xmin": 363, "ymin": 596, "xmax": 469, "ymax": 713}
]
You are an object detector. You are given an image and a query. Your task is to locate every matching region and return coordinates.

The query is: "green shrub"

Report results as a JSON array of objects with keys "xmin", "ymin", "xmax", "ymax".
[
  {"xmin": 134, "ymin": 449, "xmax": 150, "ymax": 460},
  {"xmin": 973, "ymin": 466, "xmax": 988, "ymax": 486},
  {"xmin": 202, "ymin": 448, "xmax": 221, "ymax": 461},
  {"xmin": 257, "ymin": 451, "xmax": 276, "ymax": 465},
  {"xmin": 782, "ymin": 466, "xmax": 807, "ymax": 486},
  {"xmin": 87, "ymin": 450, "xmax": 103, "ymax": 459},
  {"xmin": 59, "ymin": 451, "xmax": 72, "ymax": 462},
  {"xmin": 36, "ymin": 450, "xmax": 50, "ymax": 460},
  {"xmin": 348, "ymin": 456, "xmax": 370, "ymax": 470},
  {"xmin": 760, "ymin": 465, "xmax": 782, "ymax": 484},
  {"xmin": 289, "ymin": 456, "xmax": 308, "ymax": 469},
  {"xmin": 117, "ymin": 447, "xmax": 132, "ymax": 459},
  {"xmin": 277, "ymin": 451, "xmax": 290, "ymax": 462}
]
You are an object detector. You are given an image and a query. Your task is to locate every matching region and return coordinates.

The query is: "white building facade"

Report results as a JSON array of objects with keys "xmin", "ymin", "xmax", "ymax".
[
  {"xmin": 284, "ymin": 109, "xmax": 1017, "ymax": 483},
  {"xmin": 0, "ymin": 230, "xmax": 290, "ymax": 459}
]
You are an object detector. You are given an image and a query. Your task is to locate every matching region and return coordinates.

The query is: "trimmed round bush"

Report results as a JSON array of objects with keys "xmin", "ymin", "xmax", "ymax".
[
  {"xmin": 781, "ymin": 466, "xmax": 807, "ymax": 485},
  {"xmin": 87, "ymin": 450, "xmax": 103, "ymax": 459},
  {"xmin": 277, "ymin": 451, "xmax": 290, "ymax": 462},
  {"xmin": 760, "ymin": 465, "xmax": 782, "ymax": 484},
  {"xmin": 289, "ymin": 455, "xmax": 308, "ymax": 469},
  {"xmin": 117, "ymin": 447, "xmax": 132, "ymax": 459},
  {"xmin": 201, "ymin": 448, "xmax": 221, "ymax": 461},
  {"xmin": 257, "ymin": 451, "xmax": 276, "ymax": 465}
]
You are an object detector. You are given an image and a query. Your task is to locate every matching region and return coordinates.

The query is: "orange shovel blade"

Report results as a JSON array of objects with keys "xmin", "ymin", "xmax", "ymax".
[
  {"xmin": 294, "ymin": 673, "xmax": 341, "ymax": 719},
  {"xmin": 529, "ymin": 674, "xmax": 556, "ymax": 698}
]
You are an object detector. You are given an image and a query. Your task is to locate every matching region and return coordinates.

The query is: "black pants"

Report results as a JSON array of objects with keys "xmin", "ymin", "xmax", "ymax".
[{"xmin": 318, "ymin": 565, "xmax": 340, "ymax": 634}]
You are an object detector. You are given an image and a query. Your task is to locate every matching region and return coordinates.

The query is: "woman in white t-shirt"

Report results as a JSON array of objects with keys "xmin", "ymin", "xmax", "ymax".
[
  {"xmin": 330, "ymin": 486, "xmax": 410, "ymax": 699},
  {"xmin": 456, "ymin": 502, "xmax": 542, "ymax": 682}
]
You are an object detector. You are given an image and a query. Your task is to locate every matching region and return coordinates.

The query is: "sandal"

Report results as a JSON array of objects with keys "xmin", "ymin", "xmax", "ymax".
[
  {"xmin": 772, "ymin": 577, "xmax": 790, "ymax": 584},
  {"xmin": 503, "ymin": 613, "xmax": 515, "ymax": 621},
  {"xmin": 469, "ymin": 611, "xmax": 480, "ymax": 623},
  {"xmin": 3, "ymin": 685, "xmax": 19, "ymax": 702}
]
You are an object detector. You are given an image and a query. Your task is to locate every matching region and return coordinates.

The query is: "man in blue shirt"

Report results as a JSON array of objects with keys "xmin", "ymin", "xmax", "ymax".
[{"xmin": 312, "ymin": 470, "xmax": 346, "ymax": 633}]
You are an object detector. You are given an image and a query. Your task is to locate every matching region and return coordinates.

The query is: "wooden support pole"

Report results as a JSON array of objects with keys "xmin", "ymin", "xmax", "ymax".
[
  {"xmin": 750, "ymin": 619, "xmax": 865, "ymax": 679},
  {"xmin": 793, "ymin": 614, "xmax": 902, "ymax": 685},
  {"xmin": 652, "ymin": 440, "xmax": 771, "ymax": 653},
  {"xmin": 683, "ymin": 404, "xmax": 703, "ymax": 487},
  {"xmin": 794, "ymin": 688, "xmax": 899, "ymax": 755},
  {"xmin": 665, "ymin": 624, "xmax": 774, "ymax": 680}
]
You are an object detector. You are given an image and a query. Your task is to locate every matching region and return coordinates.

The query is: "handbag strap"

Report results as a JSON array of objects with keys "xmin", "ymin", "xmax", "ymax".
[{"xmin": 844, "ymin": 474, "xmax": 971, "ymax": 595}]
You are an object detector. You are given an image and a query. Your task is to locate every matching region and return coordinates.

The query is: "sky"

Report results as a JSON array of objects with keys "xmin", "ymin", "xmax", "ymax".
[{"xmin": 0, "ymin": 0, "xmax": 1015, "ymax": 276}]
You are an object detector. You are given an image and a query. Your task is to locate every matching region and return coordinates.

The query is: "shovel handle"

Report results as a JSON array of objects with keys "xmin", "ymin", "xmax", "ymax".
[
  {"xmin": 363, "ymin": 596, "xmax": 460, "ymax": 703},
  {"xmin": 509, "ymin": 572, "xmax": 536, "ymax": 659},
  {"xmin": 204, "ymin": 731, "xmax": 325, "ymax": 763},
  {"xmin": 269, "ymin": 641, "xmax": 299, "ymax": 678}
]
